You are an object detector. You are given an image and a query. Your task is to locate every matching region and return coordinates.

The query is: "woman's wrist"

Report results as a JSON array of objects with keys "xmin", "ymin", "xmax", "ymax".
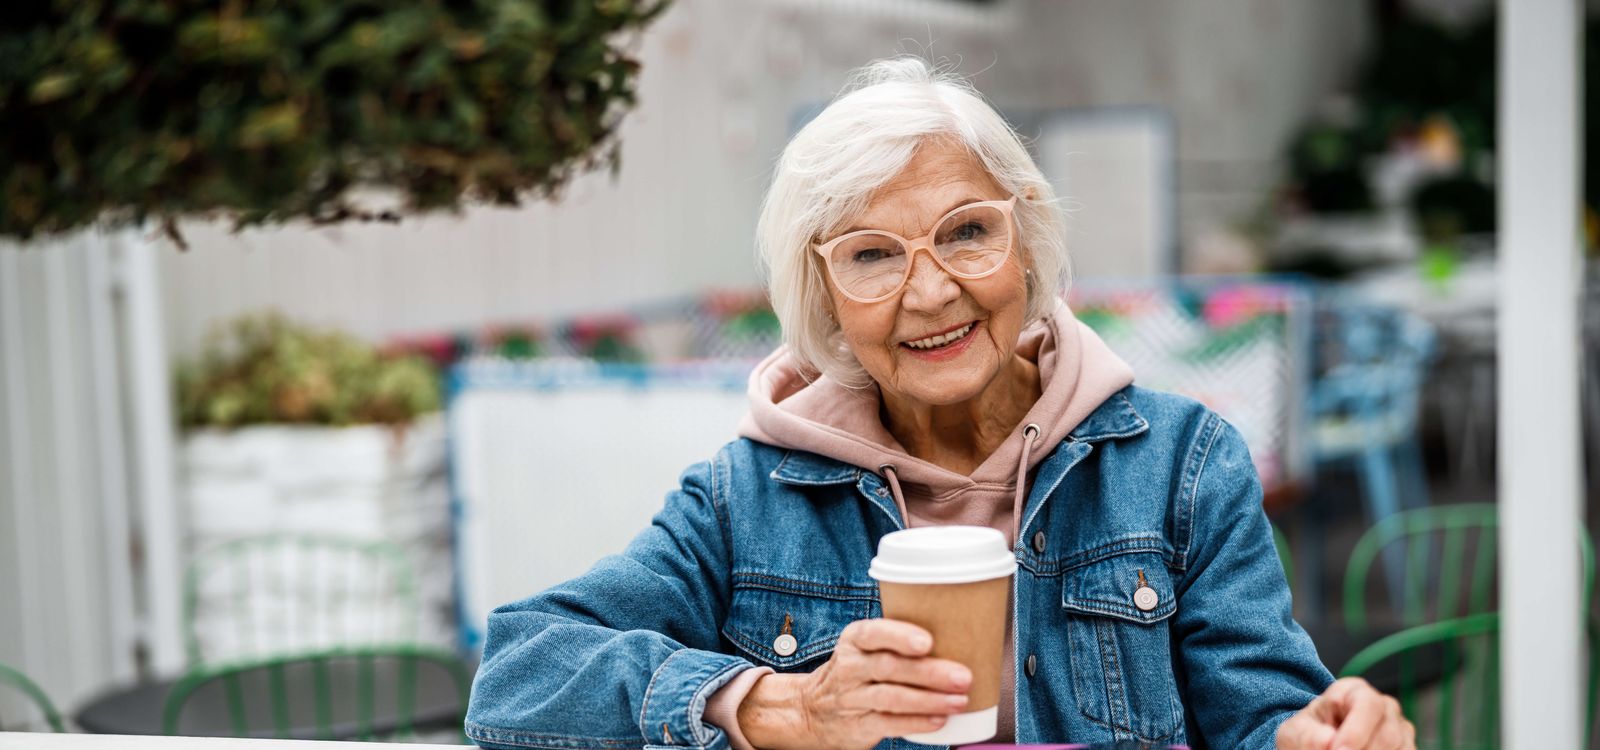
[{"xmin": 736, "ymin": 672, "xmax": 811, "ymax": 750}]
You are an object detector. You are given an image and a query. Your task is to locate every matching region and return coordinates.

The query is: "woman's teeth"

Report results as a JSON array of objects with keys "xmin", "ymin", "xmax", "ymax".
[{"xmin": 904, "ymin": 322, "xmax": 974, "ymax": 350}]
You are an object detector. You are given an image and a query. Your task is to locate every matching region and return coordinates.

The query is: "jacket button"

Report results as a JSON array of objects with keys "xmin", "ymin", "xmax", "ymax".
[
  {"xmin": 773, "ymin": 633, "xmax": 797, "ymax": 657},
  {"xmin": 1134, "ymin": 585, "xmax": 1160, "ymax": 612},
  {"xmin": 1031, "ymin": 531, "xmax": 1047, "ymax": 554},
  {"xmin": 1025, "ymin": 654, "xmax": 1037, "ymax": 678}
]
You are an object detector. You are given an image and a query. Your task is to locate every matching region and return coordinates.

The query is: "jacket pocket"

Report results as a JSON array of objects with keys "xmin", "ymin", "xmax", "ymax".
[
  {"xmin": 722, "ymin": 573, "xmax": 876, "ymax": 671},
  {"xmin": 1060, "ymin": 550, "xmax": 1184, "ymax": 742}
]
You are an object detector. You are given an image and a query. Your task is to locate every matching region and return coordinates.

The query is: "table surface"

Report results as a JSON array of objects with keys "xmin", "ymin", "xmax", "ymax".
[
  {"xmin": 75, "ymin": 655, "xmax": 470, "ymax": 740},
  {"xmin": 3, "ymin": 735, "xmax": 1186, "ymax": 750},
  {"xmin": 0, "ymin": 733, "xmax": 462, "ymax": 749}
]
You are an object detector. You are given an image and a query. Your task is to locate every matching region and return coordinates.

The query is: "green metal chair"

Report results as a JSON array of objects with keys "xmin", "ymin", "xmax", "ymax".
[
  {"xmin": 1342, "ymin": 504, "xmax": 1596, "ymax": 634},
  {"xmin": 1339, "ymin": 613, "xmax": 1600, "ymax": 750},
  {"xmin": 1340, "ymin": 613, "xmax": 1501, "ymax": 749},
  {"xmin": 183, "ymin": 534, "xmax": 420, "ymax": 666},
  {"xmin": 0, "ymin": 661, "xmax": 66, "ymax": 732},
  {"xmin": 162, "ymin": 644, "xmax": 470, "ymax": 742}
]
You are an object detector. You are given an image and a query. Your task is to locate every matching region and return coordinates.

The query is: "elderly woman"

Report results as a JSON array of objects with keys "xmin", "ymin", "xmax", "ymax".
[{"xmin": 466, "ymin": 58, "xmax": 1414, "ymax": 750}]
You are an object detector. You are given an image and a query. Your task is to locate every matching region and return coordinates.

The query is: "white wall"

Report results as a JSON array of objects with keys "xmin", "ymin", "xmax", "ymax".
[
  {"xmin": 992, "ymin": 0, "xmax": 1371, "ymax": 270},
  {"xmin": 157, "ymin": 0, "xmax": 1370, "ymax": 358}
]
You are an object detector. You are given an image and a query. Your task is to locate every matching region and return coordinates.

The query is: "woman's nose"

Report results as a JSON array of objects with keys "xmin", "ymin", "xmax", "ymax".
[{"xmin": 900, "ymin": 250, "xmax": 960, "ymax": 312}]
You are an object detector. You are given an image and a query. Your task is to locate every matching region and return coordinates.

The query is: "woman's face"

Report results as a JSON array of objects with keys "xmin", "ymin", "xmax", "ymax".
[{"xmin": 822, "ymin": 139, "xmax": 1030, "ymax": 406}]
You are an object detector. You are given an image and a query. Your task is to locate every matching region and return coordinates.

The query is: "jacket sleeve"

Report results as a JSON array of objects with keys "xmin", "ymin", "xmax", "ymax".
[
  {"xmin": 1171, "ymin": 413, "xmax": 1334, "ymax": 749},
  {"xmin": 465, "ymin": 451, "xmax": 757, "ymax": 750}
]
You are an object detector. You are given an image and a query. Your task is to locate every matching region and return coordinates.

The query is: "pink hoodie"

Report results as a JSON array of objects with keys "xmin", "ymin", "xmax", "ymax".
[{"xmin": 706, "ymin": 300, "xmax": 1135, "ymax": 748}]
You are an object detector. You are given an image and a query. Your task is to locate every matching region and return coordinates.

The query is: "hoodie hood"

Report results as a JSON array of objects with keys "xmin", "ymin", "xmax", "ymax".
[{"xmin": 738, "ymin": 299, "xmax": 1135, "ymax": 526}]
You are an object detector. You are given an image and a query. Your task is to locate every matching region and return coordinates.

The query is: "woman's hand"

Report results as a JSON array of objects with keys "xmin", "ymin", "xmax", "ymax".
[
  {"xmin": 736, "ymin": 618, "xmax": 972, "ymax": 750},
  {"xmin": 1277, "ymin": 677, "xmax": 1416, "ymax": 750}
]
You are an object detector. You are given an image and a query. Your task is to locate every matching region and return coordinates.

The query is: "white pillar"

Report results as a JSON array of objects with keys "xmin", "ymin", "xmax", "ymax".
[
  {"xmin": 119, "ymin": 231, "xmax": 186, "ymax": 674},
  {"xmin": 1498, "ymin": 1, "xmax": 1584, "ymax": 748}
]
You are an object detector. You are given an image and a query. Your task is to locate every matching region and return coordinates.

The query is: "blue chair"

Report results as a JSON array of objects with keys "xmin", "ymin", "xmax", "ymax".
[{"xmin": 1310, "ymin": 303, "xmax": 1436, "ymax": 606}]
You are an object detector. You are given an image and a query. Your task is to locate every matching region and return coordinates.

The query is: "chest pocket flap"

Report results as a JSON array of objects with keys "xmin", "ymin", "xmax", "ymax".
[
  {"xmin": 722, "ymin": 575, "xmax": 876, "ymax": 671},
  {"xmin": 1061, "ymin": 550, "xmax": 1177, "ymax": 623}
]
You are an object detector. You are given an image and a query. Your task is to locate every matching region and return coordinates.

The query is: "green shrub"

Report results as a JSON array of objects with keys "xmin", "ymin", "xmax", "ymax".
[
  {"xmin": 0, "ymin": 0, "xmax": 670, "ymax": 243},
  {"xmin": 177, "ymin": 313, "xmax": 441, "ymax": 428}
]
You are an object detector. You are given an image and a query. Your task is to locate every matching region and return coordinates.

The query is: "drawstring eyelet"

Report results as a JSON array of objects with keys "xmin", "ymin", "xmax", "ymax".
[{"xmin": 1023, "ymin": 423, "xmax": 1040, "ymax": 441}]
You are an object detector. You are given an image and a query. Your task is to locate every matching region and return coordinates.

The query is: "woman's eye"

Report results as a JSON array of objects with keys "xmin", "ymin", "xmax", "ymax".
[
  {"xmin": 852, "ymin": 247, "xmax": 894, "ymax": 263},
  {"xmin": 951, "ymin": 222, "xmax": 987, "ymax": 241}
]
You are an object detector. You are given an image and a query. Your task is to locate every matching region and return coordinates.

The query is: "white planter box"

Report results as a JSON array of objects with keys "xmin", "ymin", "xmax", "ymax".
[{"xmin": 180, "ymin": 413, "xmax": 455, "ymax": 661}]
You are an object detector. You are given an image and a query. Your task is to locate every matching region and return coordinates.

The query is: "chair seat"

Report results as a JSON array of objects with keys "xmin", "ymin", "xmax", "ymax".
[{"xmin": 1312, "ymin": 413, "xmax": 1415, "ymax": 459}]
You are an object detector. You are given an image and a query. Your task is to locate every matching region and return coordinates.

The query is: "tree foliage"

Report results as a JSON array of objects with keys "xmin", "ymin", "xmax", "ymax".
[{"xmin": 0, "ymin": 0, "xmax": 669, "ymax": 243}]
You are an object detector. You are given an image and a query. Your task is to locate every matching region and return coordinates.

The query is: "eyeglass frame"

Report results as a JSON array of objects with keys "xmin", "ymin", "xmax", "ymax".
[{"xmin": 812, "ymin": 196, "xmax": 1021, "ymax": 304}]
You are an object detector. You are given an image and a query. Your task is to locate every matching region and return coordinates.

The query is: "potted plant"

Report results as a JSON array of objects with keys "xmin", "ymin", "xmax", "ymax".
[{"xmin": 176, "ymin": 313, "xmax": 455, "ymax": 654}]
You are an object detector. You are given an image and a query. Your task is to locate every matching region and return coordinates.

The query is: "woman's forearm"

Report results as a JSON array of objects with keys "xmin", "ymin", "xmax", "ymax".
[{"xmin": 737, "ymin": 673, "xmax": 813, "ymax": 750}]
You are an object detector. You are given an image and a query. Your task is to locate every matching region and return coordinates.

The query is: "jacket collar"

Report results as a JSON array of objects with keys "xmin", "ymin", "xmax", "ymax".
[
  {"xmin": 769, "ymin": 388, "xmax": 1148, "ymax": 486},
  {"xmin": 769, "ymin": 450, "xmax": 862, "ymax": 486},
  {"xmin": 1066, "ymin": 390, "xmax": 1149, "ymax": 443}
]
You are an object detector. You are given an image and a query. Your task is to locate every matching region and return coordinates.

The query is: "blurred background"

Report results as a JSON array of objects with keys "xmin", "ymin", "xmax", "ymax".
[{"xmin": 0, "ymin": 0, "xmax": 1593, "ymax": 745}]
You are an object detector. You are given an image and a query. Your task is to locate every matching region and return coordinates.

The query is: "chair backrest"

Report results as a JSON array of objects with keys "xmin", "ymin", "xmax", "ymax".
[
  {"xmin": 1341, "ymin": 613, "xmax": 1600, "ymax": 750},
  {"xmin": 184, "ymin": 534, "xmax": 419, "ymax": 665},
  {"xmin": 162, "ymin": 644, "xmax": 469, "ymax": 741},
  {"xmin": 1343, "ymin": 504, "xmax": 1596, "ymax": 633},
  {"xmin": 1309, "ymin": 303, "xmax": 1436, "ymax": 440},
  {"xmin": 0, "ymin": 661, "xmax": 65, "ymax": 732},
  {"xmin": 1340, "ymin": 612, "xmax": 1501, "ymax": 749}
]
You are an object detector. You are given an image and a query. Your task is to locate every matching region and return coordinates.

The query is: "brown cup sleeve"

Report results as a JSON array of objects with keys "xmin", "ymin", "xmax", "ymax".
[{"xmin": 878, "ymin": 575, "xmax": 1011, "ymax": 711}]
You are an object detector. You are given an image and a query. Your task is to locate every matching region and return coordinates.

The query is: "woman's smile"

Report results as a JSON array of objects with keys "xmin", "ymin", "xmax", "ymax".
[{"xmin": 898, "ymin": 319, "xmax": 982, "ymax": 361}]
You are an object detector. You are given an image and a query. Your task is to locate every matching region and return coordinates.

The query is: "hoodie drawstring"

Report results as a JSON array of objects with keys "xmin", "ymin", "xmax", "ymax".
[
  {"xmin": 1013, "ymin": 423, "xmax": 1040, "ymax": 544},
  {"xmin": 880, "ymin": 464, "xmax": 910, "ymax": 530},
  {"xmin": 879, "ymin": 421, "xmax": 1041, "ymax": 545}
]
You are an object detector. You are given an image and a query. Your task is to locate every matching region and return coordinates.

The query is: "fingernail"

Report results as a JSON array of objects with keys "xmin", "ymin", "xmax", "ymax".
[
  {"xmin": 927, "ymin": 716, "xmax": 946, "ymax": 726},
  {"xmin": 914, "ymin": 634, "xmax": 932, "ymax": 651},
  {"xmin": 946, "ymin": 694, "xmax": 968, "ymax": 708},
  {"xmin": 950, "ymin": 668, "xmax": 972, "ymax": 688}
]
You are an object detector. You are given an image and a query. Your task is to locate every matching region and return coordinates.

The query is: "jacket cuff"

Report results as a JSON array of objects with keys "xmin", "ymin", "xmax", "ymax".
[
  {"xmin": 639, "ymin": 649, "xmax": 753, "ymax": 749},
  {"xmin": 703, "ymin": 666, "xmax": 774, "ymax": 750}
]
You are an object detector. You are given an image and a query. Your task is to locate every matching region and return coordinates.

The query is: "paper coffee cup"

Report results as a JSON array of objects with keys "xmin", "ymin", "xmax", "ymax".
[{"xmin": 869, "ymin": 526, "xmax": 1017, "ymax": 746}]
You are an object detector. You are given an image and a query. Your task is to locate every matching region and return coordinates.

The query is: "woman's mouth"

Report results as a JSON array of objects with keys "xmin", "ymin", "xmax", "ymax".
[{"xmin": 900, "ymin": 320, "xmax": 980, "ymax": 360}]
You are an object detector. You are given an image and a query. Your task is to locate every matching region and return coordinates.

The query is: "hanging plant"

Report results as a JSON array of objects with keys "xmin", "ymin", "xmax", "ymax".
[{"xmin": 0, "ymin": 0, "xmax": 671, "ymax": 246}]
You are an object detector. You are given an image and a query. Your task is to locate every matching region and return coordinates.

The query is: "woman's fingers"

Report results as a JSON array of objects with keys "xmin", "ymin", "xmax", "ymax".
[
  {"xmin": 801, "ymin": 619, "xmax": 985, "ymax": 749},
  {"xmin": 862, "ymin": 711, "xmax": 948, "ymax": 738},
  {"xmin": 846, "ymin": 683, "xmax": 969, "ymax": 715},
  {"xmin": 860, "ymin": 651, "xmax": 971, "ymax": 692},
  {"xmin": 1329, "ymin": 679, "xmax": 1392, "ymax": 749},
  {"xmin": 1275, "ymin": 709, "xmax": 1336, "ymax": 749},
  {"xmin": 1331, "ymin": 691, "xmax": 1383, "ymax": 746},
  {"xmin": 1277, "ymin": 677, "xmax": 1416, "ymax": 750},
  {"xmin": 840, "ymin": 618, "xmax": 933, "ymax": 656}
]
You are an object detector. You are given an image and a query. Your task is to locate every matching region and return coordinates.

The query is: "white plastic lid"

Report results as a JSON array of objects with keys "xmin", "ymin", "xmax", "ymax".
[{"xmin": 869, "ymin": 526, "xmax": 1017, "ymax": 585}]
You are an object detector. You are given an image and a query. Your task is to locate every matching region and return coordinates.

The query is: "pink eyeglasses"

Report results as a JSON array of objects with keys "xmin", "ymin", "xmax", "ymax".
[{"xmin": 813, "ymin": 196, "xmax": 1019, "ymax": 303}]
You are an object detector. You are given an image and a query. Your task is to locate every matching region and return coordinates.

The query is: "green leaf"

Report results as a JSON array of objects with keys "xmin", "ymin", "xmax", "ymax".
[{"xmin": 28, "ymin": 71, "xmax": 78, "ymax": 102}]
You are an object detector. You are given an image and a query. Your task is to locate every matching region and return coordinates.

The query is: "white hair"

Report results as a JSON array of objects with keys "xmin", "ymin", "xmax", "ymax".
[{"xmin": 756, "ymin": 56, "xmax": 1069, "ymax": 388}]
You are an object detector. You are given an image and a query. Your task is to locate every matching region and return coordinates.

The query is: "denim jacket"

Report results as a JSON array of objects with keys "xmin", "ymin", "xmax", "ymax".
[{"xmin": 466, "ymin": 386, "xmax": 1333, "ymax": 750}]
